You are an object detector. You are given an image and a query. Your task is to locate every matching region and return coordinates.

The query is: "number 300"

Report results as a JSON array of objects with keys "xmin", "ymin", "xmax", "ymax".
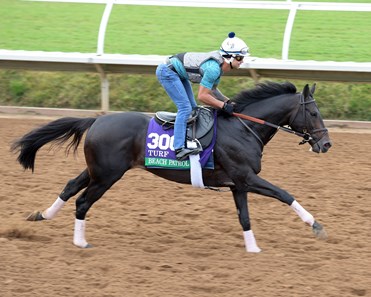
[{"xmin": 147, "ymin": 133, "xmax": 174, "ymax": 150}]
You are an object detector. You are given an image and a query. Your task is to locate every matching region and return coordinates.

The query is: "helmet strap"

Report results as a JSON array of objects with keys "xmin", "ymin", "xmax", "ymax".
[
  {"xmin": 229, "ymin": 56, "xmax": 235, "ymax": 69},
  {"xmin": 223, "ymin": 56, "xmax": 234, "ymax": 69}
]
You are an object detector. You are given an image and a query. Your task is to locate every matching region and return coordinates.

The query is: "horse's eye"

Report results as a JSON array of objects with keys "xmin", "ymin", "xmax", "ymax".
[{"xmin": 310, "ymin": 111, "xmax": 318, "ymax": 117}]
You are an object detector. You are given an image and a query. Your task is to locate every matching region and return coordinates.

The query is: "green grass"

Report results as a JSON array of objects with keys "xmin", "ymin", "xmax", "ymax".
[
  {"xmin": 0, "ymin": 0, "xmax": 370, "ymax": 120},
  {"xmin": 0, "ymin": 0, "xmax": 370, "ymax": 61},
  {"xmin": 0, "ymin": 0, "xmax": 104, "ymax": 52}
]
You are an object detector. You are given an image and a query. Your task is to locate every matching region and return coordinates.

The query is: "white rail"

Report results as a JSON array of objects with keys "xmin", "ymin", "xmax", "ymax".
[{"xmin": 2, "ymin": 49, "xmax": 371, "ymax": 112}]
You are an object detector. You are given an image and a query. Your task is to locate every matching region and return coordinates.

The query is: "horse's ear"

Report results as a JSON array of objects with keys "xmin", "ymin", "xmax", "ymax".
[
  {"xmin": 303, "ymin": 84, "xmax": 310, "ymax": 98},
  {"xmin": 310, "ymin": 83, "xmax": 316, "ymax": 95}
]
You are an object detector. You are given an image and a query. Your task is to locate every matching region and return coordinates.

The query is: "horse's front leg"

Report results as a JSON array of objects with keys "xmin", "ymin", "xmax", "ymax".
[
  {"xmin": 248, "ymin": 174, "xmax": 327, "ymax": 240},
  {"xmin": 232, "ymin": 188, "xmax": 261, "ymax": 253}
]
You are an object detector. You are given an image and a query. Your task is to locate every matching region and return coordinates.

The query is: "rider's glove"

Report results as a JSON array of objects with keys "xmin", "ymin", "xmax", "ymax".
[{"xmin": 222, "ymin": 102, "xmax": 234, "ymax": 116}]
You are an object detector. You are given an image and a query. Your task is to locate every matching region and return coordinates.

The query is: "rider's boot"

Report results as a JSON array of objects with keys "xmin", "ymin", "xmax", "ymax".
[{"xmin": 175, "ymin": 147, "xmax": 202, "ymax": 161}]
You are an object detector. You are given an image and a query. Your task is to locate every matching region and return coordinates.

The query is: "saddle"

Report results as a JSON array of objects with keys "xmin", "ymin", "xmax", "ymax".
[{"xmin": 154, "ymin": 106, "xmax": 215, "ymax": 149}]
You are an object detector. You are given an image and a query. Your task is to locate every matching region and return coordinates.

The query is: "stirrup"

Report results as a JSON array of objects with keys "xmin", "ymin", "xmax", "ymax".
[{"xmin": 175, "ymin": 147, "xmax": 202, "ymax": 161}]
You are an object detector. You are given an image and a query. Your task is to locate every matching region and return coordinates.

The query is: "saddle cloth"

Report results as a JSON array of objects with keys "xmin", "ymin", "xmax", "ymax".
[{"xmin": 145, "ymin": 107, "xmax": 217, "ymax": 170}]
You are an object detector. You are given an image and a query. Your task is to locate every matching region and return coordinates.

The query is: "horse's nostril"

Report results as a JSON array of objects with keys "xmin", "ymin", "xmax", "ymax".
[
  {"xmin": 323, "ymin": 142, "xmax": 332, "ymax": 151},
  {"xmin": 324, "ymin": 142, "xmax": 332, "ymax": 149}
]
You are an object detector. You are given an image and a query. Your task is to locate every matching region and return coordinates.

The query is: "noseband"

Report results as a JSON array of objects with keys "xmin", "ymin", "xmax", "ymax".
[{"xmin": 289, "ymin": 94, "xmax": 328, "ymax": 145}]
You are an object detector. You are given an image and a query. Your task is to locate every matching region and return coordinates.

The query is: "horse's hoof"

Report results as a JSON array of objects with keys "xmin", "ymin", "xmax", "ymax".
[
  {"xmin": 246, "ymin": 247, "xmax": 262, "ymax": 253},
  {"xmin": 312, "ymin": 221, "xmax": 328, "ymax": 240},
  {"xmin": 74, "ymin": 242, "xmax": 93, "ymax": 248},
  {"xmin": 26, "ymin": 211, "xmax": 45, "ymax": 221}
]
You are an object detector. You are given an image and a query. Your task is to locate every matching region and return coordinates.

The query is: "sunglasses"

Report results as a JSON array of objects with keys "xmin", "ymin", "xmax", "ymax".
[{"xmin": 234, "ymin": 55, "xmax": 244, "ymax": 62}]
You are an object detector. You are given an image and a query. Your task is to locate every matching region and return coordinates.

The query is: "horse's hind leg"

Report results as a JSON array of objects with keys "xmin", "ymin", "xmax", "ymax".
[{"xmin": 27, "ymin": 169, "xmax": 90, "ymax": 221}]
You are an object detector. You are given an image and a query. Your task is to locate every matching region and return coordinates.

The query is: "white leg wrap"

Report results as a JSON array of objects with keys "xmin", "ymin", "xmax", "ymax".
[
  {"xmin": 42, "ymin": 197, "xmax": 66, "ymax": 220},
  {"xmin": 243, "ymin": 230, "xmax": 262, "ymax": 253},
  {"xmin": 290, "ymin": 200, "xmax": 315, "ymax": 226},
  {"xmin": 73, "ymin": 219, "xmax": 89, "ymax": 248}
]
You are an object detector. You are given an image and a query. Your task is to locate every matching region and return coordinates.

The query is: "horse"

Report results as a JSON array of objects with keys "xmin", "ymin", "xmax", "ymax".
[{"xmin": 11, "ymin": 81, "xmax": 332, "ymax": 253}]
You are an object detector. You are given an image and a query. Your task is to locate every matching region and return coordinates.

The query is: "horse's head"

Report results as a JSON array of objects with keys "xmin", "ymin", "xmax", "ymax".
[{"xmin": 289, "ymin": 84, "xmax": 332, "ymax": 153}]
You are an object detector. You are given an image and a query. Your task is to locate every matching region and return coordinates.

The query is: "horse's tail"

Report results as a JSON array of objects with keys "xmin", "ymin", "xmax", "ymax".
[{"xmin": 11, "ymin": 117, "xmax": 97, "ymax": 172}]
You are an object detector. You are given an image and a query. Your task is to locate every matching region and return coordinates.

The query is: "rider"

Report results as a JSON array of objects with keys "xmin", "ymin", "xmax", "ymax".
[{"xmin": 156, "ymin": 32, "xmax": 250, "ymax": 161}]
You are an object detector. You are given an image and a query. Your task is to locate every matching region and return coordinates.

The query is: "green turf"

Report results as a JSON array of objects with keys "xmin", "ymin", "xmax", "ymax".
[{"xmin": 0, "ymin": 0, "xmax": 370, "ymax": 61}]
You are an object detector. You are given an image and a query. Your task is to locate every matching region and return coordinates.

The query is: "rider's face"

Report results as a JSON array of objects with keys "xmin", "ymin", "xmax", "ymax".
[
  {"xmin": 222, "ymin": 57, "xmax": 245, "ymax": 72},
  {"xmin": 232, "ymin": 56, "xmax": 244, "ymax": 69}
]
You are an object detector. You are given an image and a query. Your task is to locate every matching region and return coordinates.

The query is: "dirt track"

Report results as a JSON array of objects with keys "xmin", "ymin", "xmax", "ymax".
[{"xmin": 0, "ymin": 116, "xmax": 370, "ymax": 297}]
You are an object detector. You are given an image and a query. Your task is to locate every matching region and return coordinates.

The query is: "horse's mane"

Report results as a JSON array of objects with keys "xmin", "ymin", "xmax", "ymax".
[{"xmin": 232, "ymin": 81, "xmax": 297, "ymax": 112}]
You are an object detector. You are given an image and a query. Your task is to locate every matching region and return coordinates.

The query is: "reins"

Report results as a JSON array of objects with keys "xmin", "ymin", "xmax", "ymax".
[
  {"xmin": 230, "ymin": 92, "xmax": 331, "ymax": 145},
  {"xmin": 232, "ymin": 112, "xmax": 312, "ymax": 144}
]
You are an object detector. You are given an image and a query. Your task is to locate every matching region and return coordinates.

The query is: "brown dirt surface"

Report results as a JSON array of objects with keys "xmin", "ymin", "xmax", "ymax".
[{"xmin": 0, "ymin": 116, "xmax": 370, "ymax": 297}]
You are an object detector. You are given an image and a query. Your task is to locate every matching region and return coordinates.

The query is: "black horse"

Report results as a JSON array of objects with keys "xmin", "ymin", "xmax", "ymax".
[{"xmin": 12, "ymin": 81, "xmax": 332, "ymax": 253}]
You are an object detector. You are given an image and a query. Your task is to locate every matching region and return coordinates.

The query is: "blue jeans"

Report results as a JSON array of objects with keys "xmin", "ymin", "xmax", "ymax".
[{"xmin": 156, "ymin": 63, "xmax": 197, "ymax": 150}]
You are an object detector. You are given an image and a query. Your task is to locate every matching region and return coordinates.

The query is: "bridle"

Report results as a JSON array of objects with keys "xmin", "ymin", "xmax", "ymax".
[
  {"xmin": 232, "ymin": 93, "xmax": 328, "ymax": 146},
  {"xmin": 288, "ymin": 93, "xmax": 328, "ymax": 145}
]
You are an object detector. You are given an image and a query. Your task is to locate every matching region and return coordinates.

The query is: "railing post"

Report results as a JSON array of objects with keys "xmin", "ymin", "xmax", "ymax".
[
  {"xmin": 95, "ymin": 64, "xmax": 110, "ymax": 112},
  {"xmin": 282, "ymin": 3, "xmax": 298, "ymax": 60},
  {"xmin": 97, "ymin": 0, "xmax": 115, "ymax": 56},
  {"xmin": 96, "ymin": 0, "xmax": 114, "ymax": 111}
]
